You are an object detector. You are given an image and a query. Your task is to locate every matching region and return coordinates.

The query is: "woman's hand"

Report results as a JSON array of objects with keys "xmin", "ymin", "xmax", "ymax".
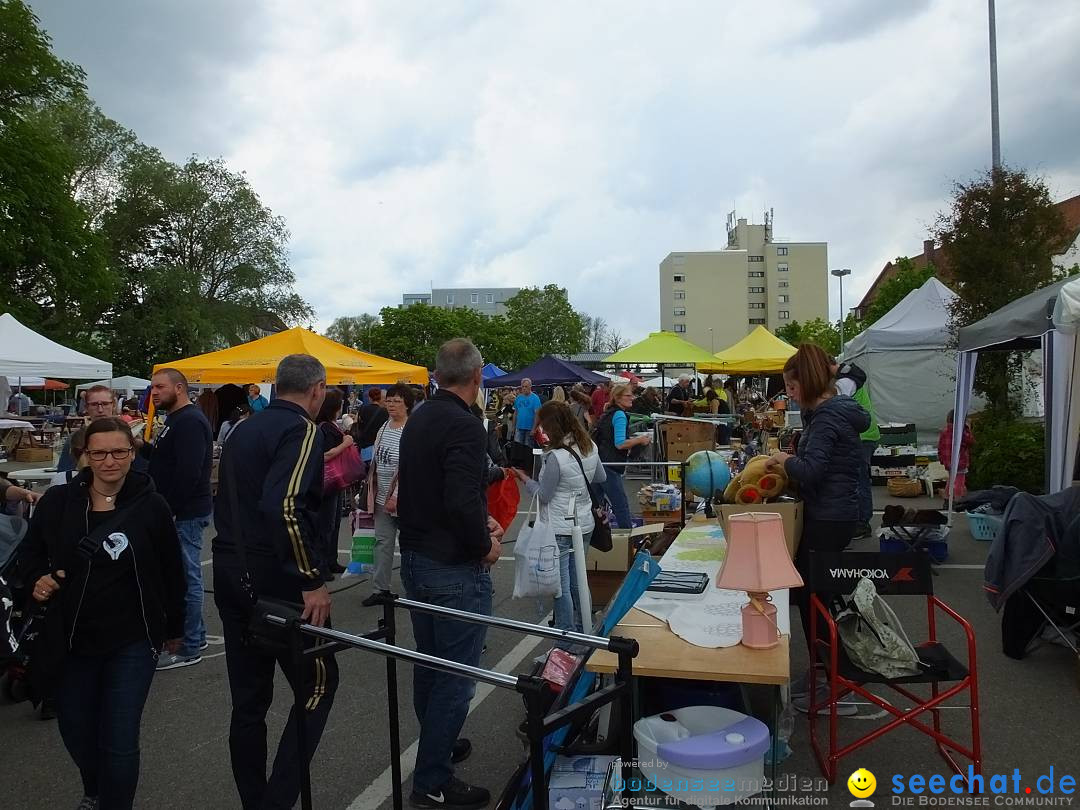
[
  {"xmin": 341, "ymin": 434, "xmax": 355, "ymax": 448},
  {"xmin": 5, "ymin": 485, "xmax": 40, "ymax": 504},
  {"xmin": 766, "ymin": 452, "xmax": 790, "ymax": 471},
  {"xmin": 636, "ymin": 433, "xmax": 653, "ymax": 447},
  {"xmin": 510, "ymin": 467, "xmax": 530, "ymax": 483},
  {"xmin": 33, "ymin": 571, "xmax": 64, "ymax": 602},
  {"xmin": 385, "ymin": 494, "xmax": 398, "ymax": 514}
]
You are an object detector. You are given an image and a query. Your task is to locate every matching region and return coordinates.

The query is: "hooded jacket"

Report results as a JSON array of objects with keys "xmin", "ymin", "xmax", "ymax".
[
  {"xmin": 783, "ymin": 395, "xmax": 871, "ymax": 522},
  {"xmin": 20, "ymin": 469, "xmax": 186, "ymax": 653}
]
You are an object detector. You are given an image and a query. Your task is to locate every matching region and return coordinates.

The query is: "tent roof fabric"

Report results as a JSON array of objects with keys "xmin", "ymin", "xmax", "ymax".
[
  {"xmin": 844, "ymin": 277, "xmax": 957, "ymax": 356},
  {"xmin": 958, "ymin": 278, "xmax": 1072, "ymax": 352},
  {"xmin": 1053, "ymin": 277, "xmax": 1080, "ymax": 335},
  {"xmin": 481, "ymin": 363, "xmax": 506, "ymax": 379},
  {"xmin": 152, "ymin": 327, "xmax": 428, "ymax": 385},
  {"xmin": 699, "ymin": 326, "xmax": 796, "ymax": 374},
  {"xmin": 483, "ymin": 355, "xmax": 608, "ymax": 388},
  {"xmin": 606, "ymin": 331, "xmax": 718, "ymax": 365},
  {"xmin": 0, "ymin": 313, "xmax": 112, "ymax": 379},
  {"xmin": 76, "ymin": 375, "xmax": 151, "ymax": 391}
]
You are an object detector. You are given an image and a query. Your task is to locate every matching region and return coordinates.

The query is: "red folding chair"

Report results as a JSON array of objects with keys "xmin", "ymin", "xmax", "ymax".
[{"xmin": 806, "ymin": 551, "xmax": 981, "ymax": 783}]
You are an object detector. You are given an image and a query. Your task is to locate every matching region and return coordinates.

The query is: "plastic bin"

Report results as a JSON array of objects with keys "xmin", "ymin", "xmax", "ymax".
[
  {"xmin": 879, "ymin": 533, "xmax": 948, "ymax": 563},
  {"xmin": 966, "ymin": 512, "xmax": 1003, "ymax": 542}
]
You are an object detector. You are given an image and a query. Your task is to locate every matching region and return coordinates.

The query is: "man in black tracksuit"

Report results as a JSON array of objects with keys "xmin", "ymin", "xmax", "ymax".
[{"xmin": 212, "ymin": 354, "xmax": 335, "ymax": 810}]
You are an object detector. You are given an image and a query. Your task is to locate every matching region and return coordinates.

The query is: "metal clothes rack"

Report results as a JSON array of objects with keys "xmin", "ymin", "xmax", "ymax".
[{"xmin": 260, "ymin": 595, "xmax": 639, "ymax": 810}]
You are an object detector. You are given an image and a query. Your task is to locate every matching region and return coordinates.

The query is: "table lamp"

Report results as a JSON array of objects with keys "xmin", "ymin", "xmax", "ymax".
[{"xmin": 715, "ymin": 512, "xmax": 803, "ymax": 649}]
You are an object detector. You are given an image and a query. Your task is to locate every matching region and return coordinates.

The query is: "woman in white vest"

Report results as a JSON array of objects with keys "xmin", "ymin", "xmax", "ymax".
[{"xmin": 511, "ymin": 401, "xmax": 607, "ymax": 636}]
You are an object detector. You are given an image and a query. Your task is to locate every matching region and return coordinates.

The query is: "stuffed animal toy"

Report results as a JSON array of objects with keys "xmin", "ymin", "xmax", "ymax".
[{"xmin": 722, "ymin": 454, "xmax": 788, "ymax": 504}]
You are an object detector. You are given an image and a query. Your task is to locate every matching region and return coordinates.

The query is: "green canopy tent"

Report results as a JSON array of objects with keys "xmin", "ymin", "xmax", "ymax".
[{"xmin": 606, "ymin": 331, "xmax": 718, "ymax": 390}]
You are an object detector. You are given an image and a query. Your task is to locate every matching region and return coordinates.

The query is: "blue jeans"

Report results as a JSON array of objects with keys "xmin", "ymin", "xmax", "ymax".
[
  {"xmin": 175, "ymin": 516, "xmax": 210, "ymax": 655},
  {"xmin": 401, "ymin": 551, "xmax": 493, "ymax": 794},
  {"xmin": 858, "ymin": 441, "xmax": 876, "ymax": 524},
  {"xmin": 554, "ymin": 532, "xmax": 591, "ymax": 638},
  {"xmin": 601, "ymin": 466, "xmax": 633, "ymax": 529},
  {"xmin": 55, "ymin": 640, "xmax": 157, "ymax": 809},
  {"xmin": 515, "ymin": 427, "xmax": 536, "ymax": 448}
]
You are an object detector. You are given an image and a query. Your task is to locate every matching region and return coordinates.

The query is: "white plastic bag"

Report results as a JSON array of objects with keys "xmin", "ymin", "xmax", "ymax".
[{"xmin": 513, "ymin": 496, "xmax": 561, "ymax": 599}]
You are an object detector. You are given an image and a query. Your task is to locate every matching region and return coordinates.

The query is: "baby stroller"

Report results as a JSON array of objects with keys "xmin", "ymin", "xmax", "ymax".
[{"xmin": 0, "ymin": 511, "xmax": 33, "ymax": 704}]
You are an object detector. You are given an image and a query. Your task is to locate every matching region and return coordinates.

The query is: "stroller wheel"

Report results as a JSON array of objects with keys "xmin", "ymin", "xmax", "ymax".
[{"xmin": 0, "ymin": 670, "xmax": 29, "ymax": 704}]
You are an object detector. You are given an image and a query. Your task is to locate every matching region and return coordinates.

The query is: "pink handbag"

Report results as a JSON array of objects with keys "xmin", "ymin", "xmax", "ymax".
[{"xmin": 324, "ymin": 427, "xmax": 366, "ymax": 493}]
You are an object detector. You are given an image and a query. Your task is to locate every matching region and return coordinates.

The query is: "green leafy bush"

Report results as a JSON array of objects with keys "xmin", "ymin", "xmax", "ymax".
[{"xmin": 967, "ymin": 416, "xmax": 1044, "ymax": 494}]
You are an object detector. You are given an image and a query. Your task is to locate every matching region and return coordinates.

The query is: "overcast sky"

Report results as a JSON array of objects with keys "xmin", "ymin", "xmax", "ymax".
[{"xmin": 30, "ymin": 0, "xmax": 1080, "ymax": 342}]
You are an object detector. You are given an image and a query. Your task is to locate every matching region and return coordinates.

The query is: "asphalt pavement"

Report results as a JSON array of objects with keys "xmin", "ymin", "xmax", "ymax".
[{"xmin": 2, "ymin": 480, "xmax": 1079, "ymax": 809}]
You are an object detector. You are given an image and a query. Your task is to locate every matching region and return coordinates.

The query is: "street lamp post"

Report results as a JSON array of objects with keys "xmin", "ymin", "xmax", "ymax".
[{"xmin": 831, "ymin": 268, "xmax": 852, "ymax": 354}]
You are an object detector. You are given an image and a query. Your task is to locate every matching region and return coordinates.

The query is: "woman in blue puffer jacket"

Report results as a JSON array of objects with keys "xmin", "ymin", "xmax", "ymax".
[{"xmin": 766, "ymin": 343, "xmax": 870, "ymax": 652}]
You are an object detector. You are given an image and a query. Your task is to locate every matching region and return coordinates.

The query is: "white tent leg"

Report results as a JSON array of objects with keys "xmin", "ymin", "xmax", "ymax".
[{"xmin": 571, "ymin": 525, "xmax": 593, "ymax": 635}]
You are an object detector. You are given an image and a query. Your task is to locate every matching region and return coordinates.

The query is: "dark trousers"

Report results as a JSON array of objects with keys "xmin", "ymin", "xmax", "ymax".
[
  {"xmin": 316, "ymin": 490, "xmax": 344, "ymax": 574},
  {"xmin": 858, "ymin": 441, "xmax": 877, "ymax": 524},
  {"xmin": 213, "ymin": 561, "xmax": 339, "ymax": 810},
  {"xmin": 794, "ymin": 518, "xmax": 856, "ymax": 650},
  {"xmin": 401, "ymin": 551, "xmax": 492, "ymax": 794},
  {"xmin": 55, "ymin": 640, "xmax": 157, "ymax": 809}
]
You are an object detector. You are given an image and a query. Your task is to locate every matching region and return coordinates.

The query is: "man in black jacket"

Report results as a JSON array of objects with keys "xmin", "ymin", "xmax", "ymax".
[
  {"xmin": 212, "ymin": 354, "xmax": 336, "ymax": 810},
  {"xmin": 144, "ymin": 368, "xmax": 214, "ymax": 671},
  {"xmin": 397, "ymin": 338, "xmax": 503, "ymax": 810}
]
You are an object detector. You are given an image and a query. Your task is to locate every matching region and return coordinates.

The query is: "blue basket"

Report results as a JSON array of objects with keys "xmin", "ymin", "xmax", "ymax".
[
  {"xmin": 966, "ymin": 512, "xmax": 1003, "ymax": 542},
  {"xmin": 879, "ymin": 534, "xmax": 949, "ymax": 563}
]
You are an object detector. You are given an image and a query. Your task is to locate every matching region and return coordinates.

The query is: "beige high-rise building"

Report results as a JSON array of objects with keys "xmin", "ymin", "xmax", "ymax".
[{"xmin": 659, "ymin": 212, "xmax": 828, "ymax": 353}]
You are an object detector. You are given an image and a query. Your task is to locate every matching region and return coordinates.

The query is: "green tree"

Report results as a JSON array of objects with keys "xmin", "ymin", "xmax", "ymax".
[
  {"xmin": 863, "ymin": 257, "xmax": 936, "ymax": 326},
  {"xmin": 0, "ymin": 0, "xmax": 84, "ymax": 119},
  {"xmin": 936, "ymin": 167, "xmax": 1069, "ymax": 415},
  {"xmin": 504, "ymin": 284, "xmax": 584, "ymax": 363},
  {"xmin": 774, "ymin": 317, "xmax": 840, "ymax": 356},
  {"xmin": 369, "ymin": 304, "xmax": 460, "ymax": 368},
  {"xmin": 326, "ymin": 314, "xmax": 380, "ymax": 351}
]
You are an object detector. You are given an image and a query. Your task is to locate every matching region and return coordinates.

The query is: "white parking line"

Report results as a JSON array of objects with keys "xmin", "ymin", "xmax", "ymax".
[{"xmin": 346, "ymin": 619, "xmax": 548, "ymax": 810}]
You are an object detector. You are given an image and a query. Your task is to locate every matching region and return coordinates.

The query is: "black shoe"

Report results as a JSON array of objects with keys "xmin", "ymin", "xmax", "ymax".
[
  {"xmin": 361, "ymin": 591, "xmax": 390, "ymax": 607},
  {"xmin": 410, "ymin": 777, "xmax": 490, "ymax": 809},
  {"xmin": 330, "ymin": 562, "xmax": 347, "ymax": 574},
  {"xmin": 852, "ymin": 521, "xmax": 872, "ymax": 540},
  {"xmin": 39, "ymin": 698, "xmax": 56, "ymax": 721},
  {"xmin": 451, "ymin": 738, "xmax": 472, "ymax": 764}
]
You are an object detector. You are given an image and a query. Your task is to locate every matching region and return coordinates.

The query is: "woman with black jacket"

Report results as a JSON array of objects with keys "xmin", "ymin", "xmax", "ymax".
[{"xmin": 23, "ymin": 417, "xmax": 186, "ymax": 810}]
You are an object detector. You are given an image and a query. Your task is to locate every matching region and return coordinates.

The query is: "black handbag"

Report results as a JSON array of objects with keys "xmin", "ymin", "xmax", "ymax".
[
  {"xmin": 566, "ymin": 447, "xmax": 613, "ymax": 553},
  {"xmin": 222, "ymin": 451, "xmax": 305, "ymax": 654}
]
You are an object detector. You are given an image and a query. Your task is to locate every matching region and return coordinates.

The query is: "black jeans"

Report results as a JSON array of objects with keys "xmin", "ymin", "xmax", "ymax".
[
  {"xmin": 55, "ymin": 639, "xmax": 157, "ymax": 809},
  {"xmin": 793, "ymin": 518, "xmax": 856, "ymax": 650},
  {"xmin": 316, "ymin": 490, "xmax": 343, "ymax": 574},
  {"xmin": 213, "ymin": 560, "xmax": 340, "ymax": 810}
]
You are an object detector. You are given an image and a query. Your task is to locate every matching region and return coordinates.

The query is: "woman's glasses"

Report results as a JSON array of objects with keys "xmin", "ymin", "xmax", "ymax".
[{"xmin": 87, "ymin": 448, "xmax": 134, "ymax": 461}]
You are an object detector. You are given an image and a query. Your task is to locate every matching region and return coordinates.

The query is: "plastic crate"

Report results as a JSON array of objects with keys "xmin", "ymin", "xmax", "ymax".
[
  {"xmin": 879, "ymin": 534, "xmax": 948, "ymax": 563},
  {"xmin": 879, "ymin": 423, "xmax": 917, "ymax": 447},
  {"xmin": 966, "ymin": 511, "xmax": 1003, "ymax": 542}
]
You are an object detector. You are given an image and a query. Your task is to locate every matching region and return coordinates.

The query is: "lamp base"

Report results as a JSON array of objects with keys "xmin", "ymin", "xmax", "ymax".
[{"xmin": 740, "ymin": 596, "xmax": 780, "ymax": 649}]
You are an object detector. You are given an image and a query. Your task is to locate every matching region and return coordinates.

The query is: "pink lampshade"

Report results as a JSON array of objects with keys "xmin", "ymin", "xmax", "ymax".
[{"xmin": 715, "ymin": 512, "xmax": 804, "ymax": 592}]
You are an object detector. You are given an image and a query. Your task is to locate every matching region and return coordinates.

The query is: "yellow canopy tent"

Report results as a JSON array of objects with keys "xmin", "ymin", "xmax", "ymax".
[
  {"xmin": 698, "ymin": 326, "xmax": 796, "ymax": 374},
  {"xmin": 151, "ymin": 327, "xmax": 428, "ymax": 386}
]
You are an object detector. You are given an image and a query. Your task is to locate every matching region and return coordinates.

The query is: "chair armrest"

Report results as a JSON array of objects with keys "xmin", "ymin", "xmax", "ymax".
[{"xmin": 930, "ymin": 595, "xmax": 978, "ymax": 667}]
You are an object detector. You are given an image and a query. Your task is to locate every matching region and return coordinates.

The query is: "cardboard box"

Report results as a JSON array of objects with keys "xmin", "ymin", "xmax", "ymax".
[
  {"xmin": 548, "ymin": 755, "xmax": 617, "ymax": 810},
  {"xmin": 15, "ymin": 447, "xmax": 53, "ymax": 463},
  {"xmin": 585, "ymin": 524, "xmax": 664, "ymax": 572},
  {"xmin": 662, "ymin": 420, "xmax": 715, "ymax": 462},
  {"xmin": 718, "ymin": 501, "xmax": 803, "ymax": 559}
]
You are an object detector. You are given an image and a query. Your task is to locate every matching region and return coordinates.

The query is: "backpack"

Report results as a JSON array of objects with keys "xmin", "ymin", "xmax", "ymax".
[{"xmin": 834, "ymin": 578, "xmax": 924, "ymax": 678}]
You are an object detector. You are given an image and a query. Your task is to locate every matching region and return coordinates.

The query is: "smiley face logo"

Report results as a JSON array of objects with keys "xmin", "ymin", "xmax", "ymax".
[{"xmin": 847, "ymin": 768, "xmax": 877, "ymax": 799}]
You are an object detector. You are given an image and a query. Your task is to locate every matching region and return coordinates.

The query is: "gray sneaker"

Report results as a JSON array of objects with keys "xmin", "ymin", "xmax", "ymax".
[
  {"xmin": 156, "ymin": 652, "xmax": 202, "ymax": 671},
  {"xmin": 76, "ymin": 797, "xmax": 99, "ymax": 810},
  {"xmin": 793, "ymin": 685, "xmax": 858, "ymax": 716}
]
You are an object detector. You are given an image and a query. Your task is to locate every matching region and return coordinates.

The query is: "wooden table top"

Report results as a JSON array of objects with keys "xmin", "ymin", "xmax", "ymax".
[{"xmin": 588, "ymin": 608, "xmax": 790, "ymax": 684}]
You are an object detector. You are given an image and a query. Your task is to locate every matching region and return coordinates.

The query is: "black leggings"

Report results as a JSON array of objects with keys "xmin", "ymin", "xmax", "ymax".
[{"xmin": 794, "ymin": 518, "xmax": 856, "ymax": 650}]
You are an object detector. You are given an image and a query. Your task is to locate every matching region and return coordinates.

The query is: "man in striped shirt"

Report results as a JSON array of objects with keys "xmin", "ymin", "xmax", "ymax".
[{"xmin": 212, "ymin": 354, "xmax": 337, "ymax": 810}]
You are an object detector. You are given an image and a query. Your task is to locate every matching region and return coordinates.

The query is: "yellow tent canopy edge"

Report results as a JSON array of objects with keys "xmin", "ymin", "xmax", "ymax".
[{"xmin": 698, "ymin": 326, "xmax": 796, "ymax": 375}]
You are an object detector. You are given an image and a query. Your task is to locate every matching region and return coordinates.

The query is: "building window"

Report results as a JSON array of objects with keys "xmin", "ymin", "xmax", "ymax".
[
  {"xmin": 749, "ymin": 318, "xmax": 766, "ymax": 325},
  {"xmin": 778, "ymin": 280, "xmax": 789, "ymax": 288},
  {"xmin": 673, "ymin": 307, "xmax": 686, "ymax": 316},
  {"xmin": 749, "ymin": 302, "xmax": 766, "ymax": 310},
  {"xmin": 486, "ymin": 293, "xmax": 494, "ymax": 303},
  {"xmin": 674, "ymin": 324, "xmax": 686, "ymax": 333},
  {"xmin": 778, "ymin": 294, "xmax": 789, "ymax": 303},
  {"xmin": 777, "ymin": 247, "xmax": 789, "ymax": 256},
  {"xmin": 673, "ymin": 290, "xmax": 686, "ymax": 299},
  {"xmin": 779, "ymin": 310, "xmax": 790, "ymax": 319},
  {"xmin": 446, "ymin": 294, "xmax": 454, "ymax": 305},
  {"xmin": 673, "ymin": 274, "xmax": 686, "ymax": 283},
  {"xmin": 749, "ymin": 286, "xmax": 765, "ymax": 293},
  {"xmin": 748, "ymin": 271, "xmax": 764, "ymax": 278},
  {"xmin": 777, "ymin": 263, "xmax": 789, "ymax": 272},
  {"xmin": 471, "ymin": 293, "xmax": 479, "ymax": 304},
  {"xmin": 748, "ymin": 255, "xmax": 764, "ymax": 263}
]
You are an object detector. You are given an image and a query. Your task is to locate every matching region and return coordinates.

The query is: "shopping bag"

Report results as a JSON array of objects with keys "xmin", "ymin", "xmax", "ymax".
[
  {"xmin": 324, "ymin": 441, "xmax": 366, "ymax": 493},
  {"xmin": 487, "ymin": 474, "xmax": 520, "ymax": 532},
  {"xmin": 513, "ymin": 497, "xmax": 561, "ymax": 599}
]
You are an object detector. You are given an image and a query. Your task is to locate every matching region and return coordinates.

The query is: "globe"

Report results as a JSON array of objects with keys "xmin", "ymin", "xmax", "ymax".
[{"xmin": 685, "ymin": 450, "xmax": 732, "ymax": 499}]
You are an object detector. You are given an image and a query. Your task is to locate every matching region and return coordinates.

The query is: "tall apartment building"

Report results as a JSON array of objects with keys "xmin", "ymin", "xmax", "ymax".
[
  {"xmin": 659, "ymin": 211, "xmax": 828, "ymax": 352},
  {"xmin": 400, "ymin": 287, "xmax": 520, "ymax": 317}
]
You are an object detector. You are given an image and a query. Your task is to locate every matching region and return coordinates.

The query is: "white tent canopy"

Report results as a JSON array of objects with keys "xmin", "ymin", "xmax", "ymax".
[
  {"xmin": 76, "ymin": 376, "xmax": 151, "ymax": 392},
  {"xmin": 0, "ymin": 313, "xmax": 111, "ymax": 379},
  {"xmin": 842, "ymin": 277, "xmax": 958, "ymax": 435}
]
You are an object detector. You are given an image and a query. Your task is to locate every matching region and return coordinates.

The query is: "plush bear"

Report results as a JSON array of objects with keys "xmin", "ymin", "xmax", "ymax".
[{"xmin": 722, "ymin": 454, "xmax": 788, "ymax": 504}]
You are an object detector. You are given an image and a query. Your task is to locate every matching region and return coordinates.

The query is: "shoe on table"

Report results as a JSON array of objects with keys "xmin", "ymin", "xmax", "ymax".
[
  {"xmin": 156, "ymin": 652, "xmax": 202, "ymax": 671},
  {"xmin": 452, "ymin": 738, "xmax": 472, "ymax": 764},
  {"xmin": 410, "ymin": 777, "xmax": 490, "ymax": 810},
  {"xmin": 793, "ymin": 686, "xmax": 857, "ymax": 716},
  {"xmin": 361, "ymin": 590, "xmax": 391, "ymax": 607}
]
